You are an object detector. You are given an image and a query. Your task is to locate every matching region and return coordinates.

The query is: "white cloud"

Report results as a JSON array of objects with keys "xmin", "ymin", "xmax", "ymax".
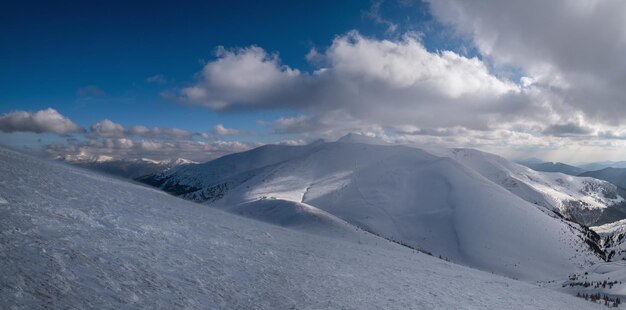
[
  {"xmin": 212, "ymin": 124, "xmax": 246, "ymax": 136},
  {"xmin": 277, "ymin": 139, "xmax": 308, "ymax": 146},
  {"xmin": 181, "ymin": 46, "xmax": 302, "ymax": 110},
  {"xmin": 93, "ymin": 123, "xmax": 194, "ymax": 140},
  {"xmin": 40, "ymin": 117, "xmax": 260, "ymax": 162},
  {"xmin": 182, "ymin": 31, "xmax": 531, "ymax": 132},
  {"xmin": 47, "ymin": 137, "xmax": 260, "ymax": 162},
  {"xmin": 212, "ymin": 124, "xmax": 231, "ymax": 135},
  {"xmin": 175, "ymin": 18, "xmax": 626, "ymax": 162},
  {"xmin": 427, "ymin": 0, "xmax": 626, "ymax": 124},
  {"xmin": 90, "ymin": 119, "xmax": 125, "ymax": 138},
  {"xmin": 0, "ymin": 108, "xmax": 83, "ymax": 134}
]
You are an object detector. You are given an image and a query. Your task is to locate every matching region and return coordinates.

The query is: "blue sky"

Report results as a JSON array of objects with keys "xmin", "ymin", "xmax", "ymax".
[
  {"xmin": 1, "ymin": 0, "xmax": 447, "ymax": 135},
  {"xmin": 3, "ymin": 0, "xmax": 626, "ymax": 163}
]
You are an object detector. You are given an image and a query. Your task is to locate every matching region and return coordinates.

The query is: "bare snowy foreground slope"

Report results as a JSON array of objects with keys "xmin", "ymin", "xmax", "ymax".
[{"xmin": 0, "ymin": 146, "xmax": 606, "ymax": 309}]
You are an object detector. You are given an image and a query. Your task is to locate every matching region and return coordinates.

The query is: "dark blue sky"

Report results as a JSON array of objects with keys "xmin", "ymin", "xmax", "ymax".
[{"xmin": 1, "ymin": 0, "xmax": 452, "ymax": 137}]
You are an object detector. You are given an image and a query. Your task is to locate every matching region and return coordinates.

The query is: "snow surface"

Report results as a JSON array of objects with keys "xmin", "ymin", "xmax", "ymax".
[
  {"xmin": 154, "ymin": 141, "xmax": 605, "ymax": 281},
  {"xmin": 549, "ymin": 261, "xmax": 626, "ymax": 305},
  {"xmin": 593, "ymin": 219, "xmax": 626, "ymax": 261},
  {"xmin": 0, "ymin": 146, "xmax": 605, "ymax": 309},
  {"xmin": 437, "ymin": 148, "xmax": 624, "ymax": 225},
  {"xmin": 225, "ymin": 198, "xmax": 372, "ymax": 241}
]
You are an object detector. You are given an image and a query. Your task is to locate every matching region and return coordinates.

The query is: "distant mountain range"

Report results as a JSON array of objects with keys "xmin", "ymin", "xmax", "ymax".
[
  {"xmin": 579, "ymin": 161, "xmax": 626, "ymax": 171},
  {"xmin": 519, "ymin": 161, "xmax": 586, "ymax": 176},
  {"xmin": 518, "ymin": 159, "xmax": 626, "ymax": 190},
  {"xmin": 57, "ymin": 155, "xmax": 195, "ymax": 179},
  {"xmin": 580, "ymin": 168, "xmax": 626, "ymax": 190}
]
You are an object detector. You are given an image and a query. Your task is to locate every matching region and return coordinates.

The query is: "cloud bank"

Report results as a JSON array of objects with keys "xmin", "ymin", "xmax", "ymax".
[
  {"xmin": 174, "ymin": 3, "xmax": 626, "ymax": 161},
  {"xmin": 0, "ymin": 108, "xmax": 83, "ymax": 134},
  {"xmin": 46, "ymin": 117, "xmax": 258, "ymax": 162}
]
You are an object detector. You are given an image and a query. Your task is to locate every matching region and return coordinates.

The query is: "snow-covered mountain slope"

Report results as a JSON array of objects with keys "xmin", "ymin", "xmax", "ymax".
[
  {"xmin": 0, "ymin": 147, "xmax": 604, "ymax": 309},
  {"xmin": 437, "ymin": 148, "xmax": 626, "ymax": 226},
  {"xmin": 144, "ymin": 140, "xmax": 607, "ymax": 281},
  {"xmin": 224, "ymin": 198, "xmax": 372, "ymax": 241},
  {"xmin": 553, "ymin": 261, "xmax": 626, "ymax": 306},
  {"xmin": 592, "ymin": 219, "xmax": 626, "ymax": 261},
  {"xmin": 138, "ymin": 142, "xmax": 323, "ymax": 197}
]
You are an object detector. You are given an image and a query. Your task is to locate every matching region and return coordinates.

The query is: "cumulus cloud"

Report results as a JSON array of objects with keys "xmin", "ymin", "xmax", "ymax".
[
  {"xmin": 87, "ymin": 121, "xmax": 195, "ymax": 140},
  {"xmin": 45, "ymin": 117, "xmax": 260, "ymax": 162},
  {"xmin": 175, "ymin": 9, "xmax": 626, "ymax": 160},
  {"xmin": 277, "ymin": 139, "xmax": 308, "ymax": 146},
  {"xmin": 427, "ymin": 0, "xmax": 626, "ymax": 124},
  {"xmin": 181, "ymin": 46, "xmax": 302, "ymax": 110},
  {"xmin": 181, "ymin": 31, "xmax": 534, "ymax": 132},
  {"xmin": 212, "ymin": 124, "xmax": 246, "ymax": 136},
  {"xmin": 0, "ymin": 108, "xmax": 83, "ymax": 134},
  {"xmin": 46, "ymin": 137, "xmax": 259, "ymax": 162},
  {"xmin": 90, "ymin": 119, "xmax": 125, "ymax": 138}
]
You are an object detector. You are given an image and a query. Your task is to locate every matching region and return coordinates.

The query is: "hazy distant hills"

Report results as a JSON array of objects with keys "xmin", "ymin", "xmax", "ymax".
[
  {"xmin": 518, "ymin": 159, "xmax": 626, "ymax": 193},
  {"xmin": 58, "ymin": 156, "xmax": 196, "ymax": 179},
  {"xmin": 520, "ymin": 161, "xmax": 586, "ymax": 176},
  {"xmin": 580, "ymin": 168, "xmax": 626, "ymax": 189},
  {"xmin": 579, "ymin": 161, "xmax": 626, "ymax": 171}
]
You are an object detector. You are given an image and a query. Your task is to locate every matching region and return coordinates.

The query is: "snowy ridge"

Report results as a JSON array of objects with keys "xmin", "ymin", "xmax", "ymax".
[
  {"xmin": 436, "ymin": 148, "xmax": 626, "ymax": 226},
  {"xmin": 147, "ymin": 140, "xmax": 608, "ymax": 281},
  {"xmin": 225, "ymin": 198, "xmax": 372, "ymax": 241},
  {"xmin": 0, "ymin": 146, "xmax": 605, "ymax": 309}
]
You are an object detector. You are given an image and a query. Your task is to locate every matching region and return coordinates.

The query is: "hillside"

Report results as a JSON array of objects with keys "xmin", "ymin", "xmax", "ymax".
[
  {"xmin": 0, "ymin": 146, "xmax": 608, "ymax": 309},
  {"xmin": 144, "ymin": 139, "xmax": 614, "ymax": 281},
  {"xmin": 439, "ymin": 148, "xmax": 626, "ymax": 226}
]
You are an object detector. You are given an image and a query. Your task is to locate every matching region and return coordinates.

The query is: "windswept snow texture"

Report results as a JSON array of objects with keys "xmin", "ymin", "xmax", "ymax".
[
  {"xmin": 149, "ymin": 141, "xmax": 605, "ymax": 281},
  {"xmin": 0, "ymin": 147, "xmax": 604, "ymax": 309},
  {"xmin": 225, "ymin": 198, "xmax": 372, "ymax": 241}
]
